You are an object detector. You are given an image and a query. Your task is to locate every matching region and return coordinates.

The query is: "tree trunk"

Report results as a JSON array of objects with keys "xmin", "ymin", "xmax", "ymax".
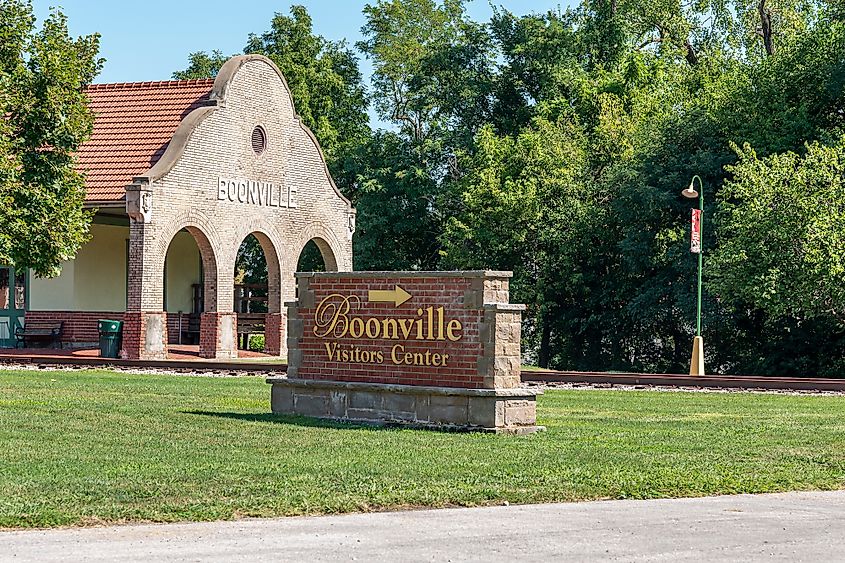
[
  {"xmin": 538, "ymin": 312, "xmax": 552, "ymax": 368},
  {"xmin": 684, "ymin": 39, "xmax": 699, "ymax": 66},
  {"xmin": 758, "ymin": 0, "xmax": 775, "ymax": 56}
]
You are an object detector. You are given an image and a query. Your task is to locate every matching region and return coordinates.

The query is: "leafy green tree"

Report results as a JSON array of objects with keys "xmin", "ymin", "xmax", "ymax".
[
  {"xmin": 359, "ymin": 0, "xmax": 494, "ymax": 143},
  {"xmin": 172, "ymin": 50, "xmax": 230, "ymax": 79},
  {"xmin": 711, "ymin": 140, "xmax": 845, "ymax": 325},
  {"xmin": 349, "ymin": 130, "xmax": 443, "ymax": 270},
  {"xmin": 0, "ymin": 1, "xmax": 102, "ymax": 277},
  {"xmin": 442, "ymin": 115, "xmax": 604, "ymax": 366},
  {"xmin": 353, "ymin": 0, "xmax": 496, "ymax": 270}
]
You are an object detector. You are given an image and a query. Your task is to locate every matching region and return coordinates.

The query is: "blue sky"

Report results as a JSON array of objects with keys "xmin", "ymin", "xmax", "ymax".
[{"xmin": 32, "ymin": 1, "xmax": 573, "ymax": 84}]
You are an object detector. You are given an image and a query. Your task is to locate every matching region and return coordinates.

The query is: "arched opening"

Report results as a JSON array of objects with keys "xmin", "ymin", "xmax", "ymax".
[
  {"xmin": 234, "ymin": 232, "xmax": 281, "ymax": 353},
  {"xmin": 297, "ymin": 237, "xmax": 337, "ymax": 272},
  {"xmin": 163, "ymin": 226, "xmax": 217, "ymax": 348}
]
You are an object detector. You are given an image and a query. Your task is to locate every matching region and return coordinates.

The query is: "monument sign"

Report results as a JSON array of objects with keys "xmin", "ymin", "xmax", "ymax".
[{"xmin": 267, "ymin": 271, "xmax": 543, "ymax": 433}]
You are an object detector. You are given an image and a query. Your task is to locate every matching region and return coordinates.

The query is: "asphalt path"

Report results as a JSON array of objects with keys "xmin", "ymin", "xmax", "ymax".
[{"xmin": 2, "ymin": 491, "xmax": 844, "ymax": 562}]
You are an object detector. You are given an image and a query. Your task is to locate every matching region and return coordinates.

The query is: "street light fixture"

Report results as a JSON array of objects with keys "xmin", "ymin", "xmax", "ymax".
[{"xmin": 681, "ymin": 175, "xmax": 704, "ymax": 376}]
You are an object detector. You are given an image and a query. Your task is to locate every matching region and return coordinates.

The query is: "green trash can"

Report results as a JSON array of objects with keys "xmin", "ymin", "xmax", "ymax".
[{"xmin": 98, "ymin": 319, "xmax": 123, "ymax": 358}]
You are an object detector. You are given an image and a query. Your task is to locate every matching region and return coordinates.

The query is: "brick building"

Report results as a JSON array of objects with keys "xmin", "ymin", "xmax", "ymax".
[{"xmin": 0, "ymin": 54, "xmax": 355, "ymax": 359}]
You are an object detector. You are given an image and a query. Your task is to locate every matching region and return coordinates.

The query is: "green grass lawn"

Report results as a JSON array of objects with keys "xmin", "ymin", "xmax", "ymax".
[{"xmin": 2, "ymin": 369, "xmax": 844, "ymax": 528}]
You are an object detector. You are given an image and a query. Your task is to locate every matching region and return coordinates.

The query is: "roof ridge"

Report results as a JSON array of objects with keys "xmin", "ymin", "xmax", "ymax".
[{"xmin": 85, "ymin": 78, "xmax": 215, "ymax": 91}]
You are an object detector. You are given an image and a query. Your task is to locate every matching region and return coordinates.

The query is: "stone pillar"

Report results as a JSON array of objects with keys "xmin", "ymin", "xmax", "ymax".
[
  {"xmin": 263, "ymin": 312, "xmax": 287, "ymax": 357},
  {"xmin": 199, "ymin": 312, "xmax": 238, "ymax": 359},
  {"xmin": 122, "ymin": 311, "xmax": 168, "ymax": 360},
  {"xmin": 479, "ymin": 305, "xmax": 524, "ymax": 389}
]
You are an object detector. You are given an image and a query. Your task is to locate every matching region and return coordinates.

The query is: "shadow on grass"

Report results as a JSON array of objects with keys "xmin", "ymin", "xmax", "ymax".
[
  {"xmin": 183, "ymin": 410, "xmax": 388, "ymax": 431},
  {"xmin": 183, "ymin": 410, "xmax": 480, "ymax": 434}
]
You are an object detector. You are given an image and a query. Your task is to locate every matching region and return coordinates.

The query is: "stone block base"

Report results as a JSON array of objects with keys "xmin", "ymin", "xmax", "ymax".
[
  {"xmin": 266, "ymin": 378, "xmax": 544, "ymax": 434},
  {"xmin": 199, "ymin": 312, "xmax": 237, "ymax": 359},
  {"xmin": 122, "ymin": 312, "xmax": 167, "ymax": 360}
]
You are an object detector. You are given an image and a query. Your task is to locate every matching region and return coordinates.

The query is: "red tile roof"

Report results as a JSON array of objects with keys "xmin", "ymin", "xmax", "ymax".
[{"xmin": 78, "ymin": 79, "xmax": 215, "ymax": 203}]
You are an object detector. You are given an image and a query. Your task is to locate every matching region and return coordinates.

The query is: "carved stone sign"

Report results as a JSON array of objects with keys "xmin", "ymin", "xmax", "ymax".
[
  {"xmin": 267, "ymin": 271, "xmax": 543, "ymax": 434},
  {"xmin": 216, "ymin": 177, "xmax": 297, "ymax": 208}
]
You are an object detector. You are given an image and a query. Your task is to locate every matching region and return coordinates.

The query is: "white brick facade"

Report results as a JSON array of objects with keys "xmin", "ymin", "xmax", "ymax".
[{"xmin": 123, "ymin": 55, "xmax": 354, "ymax": 360}]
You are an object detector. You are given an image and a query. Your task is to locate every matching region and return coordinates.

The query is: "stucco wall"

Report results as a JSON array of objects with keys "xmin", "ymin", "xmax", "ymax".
[
  {"xmin": 29, "ymin": 223, "xmax": 128, "ymax": 312},
  {"xmin": 29, "ymin": 261, "xmax": 75, "ymax": 311}
]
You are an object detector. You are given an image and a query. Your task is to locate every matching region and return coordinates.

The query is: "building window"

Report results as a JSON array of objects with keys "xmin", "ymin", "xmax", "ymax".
[{"xmin": 251, "ymin": 125, "xmax": 267, "ymax": 155}]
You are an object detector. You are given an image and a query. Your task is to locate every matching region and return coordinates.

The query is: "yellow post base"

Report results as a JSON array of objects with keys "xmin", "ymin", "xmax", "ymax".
[{"xmin": 689, "ymin": 335, "xmax": 704, "ymax": 376}]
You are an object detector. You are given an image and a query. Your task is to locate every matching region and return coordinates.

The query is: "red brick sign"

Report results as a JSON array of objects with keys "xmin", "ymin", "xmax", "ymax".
[{"xmin": 287, "ymin": 271, "xmax": 523, "ymax": 389}]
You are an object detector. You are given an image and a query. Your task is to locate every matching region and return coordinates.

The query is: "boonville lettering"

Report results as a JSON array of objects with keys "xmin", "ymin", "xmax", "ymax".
[{"xmin": 313, "ymin": 294, "xmax": 463, "ymax": 367}]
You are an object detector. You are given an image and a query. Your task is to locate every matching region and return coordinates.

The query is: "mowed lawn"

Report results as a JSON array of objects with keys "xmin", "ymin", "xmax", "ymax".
[{"xmin": 2, "ymin": 369, "xmax": 845, "ymax": 528}]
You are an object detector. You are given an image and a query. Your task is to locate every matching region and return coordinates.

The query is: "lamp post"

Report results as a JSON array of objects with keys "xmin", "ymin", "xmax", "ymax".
[{"xmin": 681, "ymin": 175, "xmax": 704, "ymax": 375}]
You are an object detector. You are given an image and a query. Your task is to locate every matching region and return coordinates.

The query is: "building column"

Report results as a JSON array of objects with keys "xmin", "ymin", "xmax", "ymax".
[
  {"xmin": 122, "ymin": 220, "xmax": 170, "ymax": 360},
  {"xmin": 264, "ymin": 312, "xmax": 287, "ymax": 357},
  {"xmin": 199, "ymin": 312, "xmax": 238, "ymax": 359}
]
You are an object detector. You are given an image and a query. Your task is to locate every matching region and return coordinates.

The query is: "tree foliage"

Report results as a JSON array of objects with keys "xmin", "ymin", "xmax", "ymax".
[
  {"xmin": 0, "ymin": 0, "xmax": 102, "ymax": 277},
  {"xmin": 712, "ymin": 141, "xmax": 845, "ymax": 325}
]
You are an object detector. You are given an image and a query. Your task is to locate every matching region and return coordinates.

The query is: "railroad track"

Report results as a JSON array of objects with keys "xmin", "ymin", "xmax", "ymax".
[
  {"xmin": 521, "ymin": 370, "xmax": 845, "ymax": 392},
  {"xmin": 3, "ymin": 354, "xmax": 844, "ymax": 392}
]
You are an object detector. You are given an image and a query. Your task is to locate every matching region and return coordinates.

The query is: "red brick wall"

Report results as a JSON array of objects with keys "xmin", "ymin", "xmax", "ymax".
[
  {"xmin": 264, "ymin": 312, "xmax": 286, "ymax": 356},
  {"xmin": 24, "ymin": 311, "xmax": 123, "ymax": 345},
  {"xmin": 292, "ymin": 274, "xmax": 487, "ymax": 388},
  {"xmin": 198, "ymin": 312, "xmax": 237, "ymax": 359}
]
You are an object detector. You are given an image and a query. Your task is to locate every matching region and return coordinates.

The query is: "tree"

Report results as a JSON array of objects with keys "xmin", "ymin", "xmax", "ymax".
[
  {"xmin": 172, "ymin": 50, "xmax": 230, "ymax": 80},
  {"xmin": 711, "ymin": 140, "xmax": 845, "ymax": 326},
  {"xmin": 441, "ymin": 116, "xmax": 598, "ymax": 367},
  {"xmin": 0, "ymin": 1, "xmax": 102, "ymax": 277},
  {"xmin": 353, "ymin": 0, "xmax": 496, "ymax": 270}
]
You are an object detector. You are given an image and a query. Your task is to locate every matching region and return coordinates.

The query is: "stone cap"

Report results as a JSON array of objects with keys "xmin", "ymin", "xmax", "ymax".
[
  {"xmin": 483, "ymin": 303, "xmax": 527, "ymax": 311},
  {"xmin": 266, "ymin": 377, "xmax": 542, "ymax": 397},
  {"xmin": 294, "ymin": 270, "xmax": 513, "ymax": 279}
]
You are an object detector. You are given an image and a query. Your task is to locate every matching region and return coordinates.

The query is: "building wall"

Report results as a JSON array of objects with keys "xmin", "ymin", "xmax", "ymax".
[
  {"xmin": 29, "ymin": 223, "xmax": 128, "ymax": 312},
  {"xmin": 127, "ymin": 55, "xmax": 355, "ymax": 319},
  {"xmin": 28, "ymin": 261, "xmax": 75, "ymax": 311},
  {"xmin": 28, "ymin": 224, "xmax": 201, "ymax": 315}
]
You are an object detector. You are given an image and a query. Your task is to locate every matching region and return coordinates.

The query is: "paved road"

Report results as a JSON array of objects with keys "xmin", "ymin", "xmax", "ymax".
[{"xmin": 2, "ymin": 491, "xmax": 843, "ymax": 562}]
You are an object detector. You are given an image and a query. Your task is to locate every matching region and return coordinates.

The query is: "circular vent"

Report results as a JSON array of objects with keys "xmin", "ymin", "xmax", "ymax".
[{"xmin": 251, "ymin": 125, "xmax": 267, "ymax": 155}]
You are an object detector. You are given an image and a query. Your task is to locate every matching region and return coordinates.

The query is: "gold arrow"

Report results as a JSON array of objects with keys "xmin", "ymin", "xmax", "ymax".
[{"xmin": 368, "ymin": 285, "xmax": 412, "ymax": 307}]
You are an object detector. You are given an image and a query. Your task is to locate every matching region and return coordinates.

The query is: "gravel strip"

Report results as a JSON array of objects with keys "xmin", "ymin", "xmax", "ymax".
[{"xmin": 524, "ymin": 380, "xmax": 845, "ymax": 396}]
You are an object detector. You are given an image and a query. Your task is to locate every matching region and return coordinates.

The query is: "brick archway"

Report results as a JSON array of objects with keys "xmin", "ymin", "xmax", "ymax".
[
  {"xmin": 233, "ymin": 230, "xmax": 287, "ymax": 357},
  {"xmin": 299, "ymin": 237, "xmax": 338, "ymax": 272},
  {"xmin": 295, "ymin": 222, "xmax": 348, "ymax": 273},
  {"xmin": 116, "ymin": 56, "xmax": 354, "ymax": 361},
  {"xmin": 124, "ymin": 218, "xmax": 228, "ymax": 360},
  {"xmin": 163, "ymin": 225, "xmax": 219, "ymax": 314}
]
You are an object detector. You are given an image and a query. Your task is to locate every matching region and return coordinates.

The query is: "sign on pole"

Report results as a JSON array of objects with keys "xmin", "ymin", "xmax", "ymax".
[{"xmin": 690, "ymin": 209, "xmax": 702, "ymax": 254}]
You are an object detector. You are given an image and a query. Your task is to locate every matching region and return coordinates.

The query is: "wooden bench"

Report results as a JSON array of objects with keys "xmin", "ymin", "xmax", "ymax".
[{"xmin": 15, "ymin": 321, "xmax": 63, "ymax": 349}]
